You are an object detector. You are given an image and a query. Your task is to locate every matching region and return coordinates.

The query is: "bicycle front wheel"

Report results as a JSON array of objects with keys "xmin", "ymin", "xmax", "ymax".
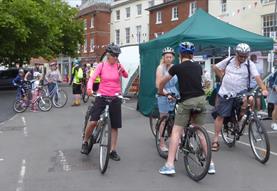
[
  {"xmin": 52, "ymin": 89, "xmax": 68, "ymax": 108},
  {"xmin": 13, "ymin": 100, "xmax": 27, "ymax": 113},
  {"xmin": 83, "ymin": 106, "xmax": 94, "ymax": 154},
  {"xmin": 99, "ymin": 116, "xmax": 111, "ymax": 174},
  {"xmin": 155, "ymin": 116, "xmax": 170, "ymax": 159},
  {"xmin": 221, "ymin": 121, "xmax": 236, "ymax": 147},
  {"xmin": 183, "ymin": 126, "xmax": 212, "ymax": 181},
  {"xmin": 248, "ymin": 117, "xmax": 270, "ymax": 164},
  {"xmin": 38, "ymin": 97, "xmax": 52, "ymax": 111}
]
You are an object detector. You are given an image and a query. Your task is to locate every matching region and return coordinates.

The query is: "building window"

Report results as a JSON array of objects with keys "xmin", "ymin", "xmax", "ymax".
[
  {"xmin": 154, "ymin": 32, "xmax": 164, "ymax": 38},
  {"xmin": 221, "ymin": 0, "xmax": 227, "ymax": 13},
  {"xmin": 137, "ymin": 4, "xmax": 142, "ymax": 16},
  {"xmin": 116, "ymin": 10, "xmax": 120, "ymax": 21},
  {"xmin": 156, "ymin": 11, "xmax": 162, "ymax": 24},
  {"xmin": 90, "ymin": 35, "xmax": 94, "ymax": 52},
  {"xmin": 136, "ymin": 25, "xmax": 142, "ymax": 43},
  {"xmin": 115, "ymin": 29, "xmax": 120, "ymax": 45},
  {"xmin": 261, "ymin": 0, "xmax": 275, "ymax": 4},
  {"xmin": 189, "ymin": 1, "xmax": 197, "ymax": 16},
  {"xmin": 125, "ymin": 27, "xmax": 130, "ymax": 44},
  {"xmin": 126, "ymin": 7, "xmax": 130, "ymax": 18},
  {"xmin": 84, "ymin": 19, "xmax": 87, "ymax": 30},
  {"xmin": 262, "ymin": 14, "xmax": 276, "ymax": 39},
  {"xmin": 148, "ymin": 0, "xmax": 154, "ymax": 7},
  {"xmin": 84, "ymin": 37, "xmax": 87, "ymax": 53},
  {"xmin": 172, "ymin": 7, "xmax": 178, "ymax": 21},
  {"xmin": 90, "ymin": 17, "xmax": 94, "ymax": 28}
]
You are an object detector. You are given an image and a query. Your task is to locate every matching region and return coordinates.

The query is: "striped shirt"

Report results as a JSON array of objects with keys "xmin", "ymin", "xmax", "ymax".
[{"xmin": 216, "ymin": 57, "xmax": 259, "ymax": 97}]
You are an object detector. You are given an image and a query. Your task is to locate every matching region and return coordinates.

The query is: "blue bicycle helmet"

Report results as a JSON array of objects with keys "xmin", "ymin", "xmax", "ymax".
[{"xmin": 178, "ymin": 41, "xmax": 195, "ymax": 54}]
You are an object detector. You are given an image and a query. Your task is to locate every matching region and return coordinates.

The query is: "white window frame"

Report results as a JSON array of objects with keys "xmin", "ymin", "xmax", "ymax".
[
  {"xmin": 125, "ymin": 27, "xmax": 130, "ymax": 44},
  {"xmin": 156, "ymin": 11, "xmax": 162, "ymax": 24},
  {"xmin": 189, "ymin": 1, "xmax": 197, "ymax": 16},
  {"xmin": 136, "ymin": 25, "xmax": 142, "ymax": 43},
  {"xmin": 262, "ymin": 14, "xmax": 277, "ymax": 38},
  {"xmin": 261, "ymin": 0, "xmax": 275, "ymax": 4},
  {"xmin": 136, "ymin": 4, "xmax": 142, "ymax": 16},
  {"xmin": 126, "ymin": 7, "xmax": 130, "ymax": 19},
  {"xmin": 171, "ymin": 6, "xmax": 178, "ymax": 21},
  {"xmin": 84, "ymin": 37, "xmax": 87, "ymax": 53},
  {"xmin": 116, "ymin": 10, "xmax": 120, "ymax": 21},
  {"xmin": 90, "ymin": 35, "xmax": 94, "ymax": 52},
  {"xmin": 148, "ymin": 0, "xmax": 154, "ymax": 8},
  {"xmin": 115, "ymin": 29, "xmax": 120, "ymax": 45},
  {"xmin": 90, "ymin": 17, "xmax": 94, "ymax": 28}
]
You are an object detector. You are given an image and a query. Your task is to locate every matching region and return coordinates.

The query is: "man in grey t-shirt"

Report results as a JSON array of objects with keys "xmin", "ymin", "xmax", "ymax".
[{"xmin": 211, "ymin": 43, "xmax": 268, "ymax": 152}]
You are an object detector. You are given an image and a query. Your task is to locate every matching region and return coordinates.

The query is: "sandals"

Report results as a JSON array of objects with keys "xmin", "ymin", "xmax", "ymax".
[{"xmin": 211, "ymin": 141, "xmax": 220, "ymax": 152}]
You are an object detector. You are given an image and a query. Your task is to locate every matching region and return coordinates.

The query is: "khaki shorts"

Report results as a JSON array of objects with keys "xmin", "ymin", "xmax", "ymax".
[{"xmin": 174, "ymin": 95, "xmax": 207, "ymax": 127}]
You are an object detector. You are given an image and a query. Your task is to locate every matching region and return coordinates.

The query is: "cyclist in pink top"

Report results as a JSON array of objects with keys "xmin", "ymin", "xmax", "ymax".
[{"xmin": 81, "ymin": 44, "xmax": 128, "ymax": 161}]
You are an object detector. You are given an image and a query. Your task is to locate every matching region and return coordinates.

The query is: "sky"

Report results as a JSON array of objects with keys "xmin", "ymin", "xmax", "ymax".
[{"xmin": 65, "ymin": 0, "xmax": 81, "ymax": 7}]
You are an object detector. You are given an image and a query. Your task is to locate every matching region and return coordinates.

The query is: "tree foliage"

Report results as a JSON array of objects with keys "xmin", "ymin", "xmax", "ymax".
[{"xmin": 0, "ymin": 0, "xmax": 84, "ymax": 64}]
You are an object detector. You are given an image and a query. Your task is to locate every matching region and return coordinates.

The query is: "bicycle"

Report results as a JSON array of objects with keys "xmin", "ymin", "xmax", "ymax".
[
  {"xmin": 221, "ymin": 91, "xmax": 270, "ymax": 164},
  {"xmin": 82, "ymin": 93, "xmax": 129, "ymax": 174},
  {"xmin": 43, "ymin": 82, "xmax": 68, "ymax": 108},
  {"xmin": 13, "ymin": 81, "xmax": 52, "ymax": 113},
  {"xmin": 156, "ymin": 95, "xmax": 212, "ymax": 181}
]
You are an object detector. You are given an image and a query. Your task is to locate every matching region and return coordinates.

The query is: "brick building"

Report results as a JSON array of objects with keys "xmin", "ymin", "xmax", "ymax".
[
  {"xmin": 147, "ymin": 0, "xmax": 208, "ymax": 40},
  {"xmin": 77, "ymin": 3, "xmax": 111, "ymax": 63}
]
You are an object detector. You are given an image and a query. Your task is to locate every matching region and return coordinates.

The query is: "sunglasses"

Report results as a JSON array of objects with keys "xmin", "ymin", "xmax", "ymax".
[{"xmin": 237, "ymin": 54, "xmax": 248, "ymax": 59}]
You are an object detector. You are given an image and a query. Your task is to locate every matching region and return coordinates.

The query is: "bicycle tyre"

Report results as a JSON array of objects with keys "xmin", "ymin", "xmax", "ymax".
[
  {"xmin": 183, "ymin": 126, "xmax": 212, "ymax": 181},
  {"xmin": 83, "ymin": 106, "xmax": 94, "ymax": 154},
  {"xmin": 149, "ymin": 114, "xmax": 159, "ymax": 137},
  {"xmin": 221, "ymin": 121, "xmax": 236, "ymax": 147},
  {"xmin": 13, "ymin": 100, "xmax": 27, "ymax": 113},
  {"xmin": 52, "ymin": 89, "xmax": 68, "ymax": 108},
  {"xmin": 82, "ymin": 91, "xmax": 89, "ymax": 103},
  {"xmin": 99, "ymin": 116, "xmax": 112, "ymax": 174},
  {"xmin": 248, "ymin": 117, "xmax": 270, "ymax": 164},
  {"xmin": 38, "ymin": 97, "xmax": 52, "ymax": 112},
  {"xmin": 155, "ymin": 116, "xmax": 169, "ymax": 159}
]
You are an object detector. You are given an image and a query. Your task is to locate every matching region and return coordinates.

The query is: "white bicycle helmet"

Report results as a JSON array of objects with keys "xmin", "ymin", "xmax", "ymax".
[
  {"xmin": 235, "ymin": 43, "xmax": 250, "ymax": 55},
  {"xmin": 162, "ymin": 47, "xmax": 175, "ymax": 56}
]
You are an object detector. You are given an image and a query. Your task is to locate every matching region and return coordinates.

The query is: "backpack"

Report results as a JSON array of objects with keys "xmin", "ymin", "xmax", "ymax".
[
  {"xmin": 268, "ymin": 71, "xmax": 277, "ymax": 88},
  {"xmin": 223, "ymin": 56, "xmax": 251, "ymax": 91}
]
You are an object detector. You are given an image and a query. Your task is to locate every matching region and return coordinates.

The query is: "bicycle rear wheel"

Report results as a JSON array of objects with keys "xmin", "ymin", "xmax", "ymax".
[
  {"xmin": 99, "ymin": 116, "xmax": 111, "ymax": 174},
  {"xmin": 155, "ymin": 116, "xmax": 170, "ymax": 159},
  {"xmin": 183, "ymin": 126, "xmax": 211, "ymax": 181},
  {"xmin": 221, "ymin": 121, "xmax": 236, "ymax": 147},
  {"xmin": 13, "ymin": 100, "xmax": 27, "ymax": 113},
  {"xmin": 38, "ymin": 97, "xmax": 52, "ymax": 111},
  {"xmin": 248, "ymin": 117, "xmax": 270, "ymax": 164},
  {"xmin": 52, "ymin": 89, "xmax": 67, "ymax": 108},
  {"xmin": 149, "ymin": 113, "xmax": 159, "ymax": 137}
]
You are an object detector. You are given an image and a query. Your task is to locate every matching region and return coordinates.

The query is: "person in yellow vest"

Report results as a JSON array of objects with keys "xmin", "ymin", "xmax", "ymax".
[
  {"xmin": 70, "ymin": 61, "xmax": 83, "ymax": 106},
  {"xmin": 90, "ymin": 62, "xmax": 101, "ymax": 92}
]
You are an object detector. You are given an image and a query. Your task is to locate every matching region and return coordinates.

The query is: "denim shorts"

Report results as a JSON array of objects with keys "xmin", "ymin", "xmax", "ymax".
[{"xmin": 157, "ymin": 96, "xmax": 175, "ymax": 113}]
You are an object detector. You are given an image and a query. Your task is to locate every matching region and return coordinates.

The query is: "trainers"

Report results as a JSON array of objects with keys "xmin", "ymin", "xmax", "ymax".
[
  {"xmin": 160, "ymin": 145, "xmax": 169, "ymax": 152},
  {"xmin": 159, "ymin": 164, "xmax": 176, "ymax": 175},
  {"xmin": 208, "ymin": 163, "xmax": 216, "ymax": 174},
  {"xmin": 271, "ymin": 123, "xmax": 277, "ymax": 131},
  {"xmin": 81, "ymin": 142, "xmax": 89, "ymax": 155},
  {"xmin": 109, "ymin": 150, "xmax": 121, "ymax": 161}
]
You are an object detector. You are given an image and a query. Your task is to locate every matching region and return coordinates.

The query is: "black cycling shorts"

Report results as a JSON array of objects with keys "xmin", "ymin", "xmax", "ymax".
[
  {"xmin": 72, "ymin": 83, "xmax": 82, "ymax": 94},
  {"xmin": 90, "ymin": 96, "xmax": 122, "ymax": 129},
  {"xmin": 93, "ymin": 82, "xmax": 100, "ymax": 92}
]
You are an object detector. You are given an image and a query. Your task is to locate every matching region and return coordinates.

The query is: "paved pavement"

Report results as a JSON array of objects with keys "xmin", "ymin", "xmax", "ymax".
[{"xmin": 0, "ymin": 87, "xmax": 277, "ymax": 191}]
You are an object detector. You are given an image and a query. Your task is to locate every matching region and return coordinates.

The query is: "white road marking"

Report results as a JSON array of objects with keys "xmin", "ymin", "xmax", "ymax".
[
  {"xmin": 122, "ymin": 105, "xmax": 136, "ymax": 111},
  {"xmin": 21, "ymin": 117, "xmax": 28, "ymax": 137},
  {"xmin": 267, "ymin": 131, "xmax": 277, "ymax": 134},
  {"xmin": 207, "ymin": 130, "xmax": 277, "ymax": 157},
  {"xmin": 0, "ymin": 158, "xmax": 4, "ymax": 161},
  {"xmin": 58, "ymin": 150, "xmax": 71, "ymax": 172},
  {"xmin": 16, "ymin": 159, "xmax": 26, "ymax": 191},
  {"xmin": 0, "ymin": 115, "xmax": 17, "ymax": 127}
]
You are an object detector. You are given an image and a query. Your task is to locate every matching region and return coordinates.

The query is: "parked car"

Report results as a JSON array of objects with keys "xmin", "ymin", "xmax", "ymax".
[{"xmin": 0, "ymin": 68, "xmax": 20, "ymax": 89}]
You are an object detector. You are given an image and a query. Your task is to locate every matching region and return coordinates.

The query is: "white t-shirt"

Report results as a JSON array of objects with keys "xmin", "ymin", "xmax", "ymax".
[{"xmin": 216, "ymin": 57, "xmax": 259, "ymax": 97}]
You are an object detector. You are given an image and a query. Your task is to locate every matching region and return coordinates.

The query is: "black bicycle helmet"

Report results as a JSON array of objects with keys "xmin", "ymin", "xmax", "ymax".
[{"xmin": 106, "ymin": 43, "xmax": 121, "ymax": 57}]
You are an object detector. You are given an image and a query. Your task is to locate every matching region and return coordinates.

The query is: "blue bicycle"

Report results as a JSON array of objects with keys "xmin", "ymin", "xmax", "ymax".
[{"xmin": 43, "ymin": 82, "xmax": 68, "ymax": 108}]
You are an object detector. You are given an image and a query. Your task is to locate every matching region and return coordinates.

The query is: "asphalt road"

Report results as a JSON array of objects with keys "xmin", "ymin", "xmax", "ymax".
[
  {"xmin": 0, "ymin": 89, "xmax": 16, "ymax": 122},
  {"xmin": 0, "ymin": 87, "xmax": 277, "ymax": 191}
]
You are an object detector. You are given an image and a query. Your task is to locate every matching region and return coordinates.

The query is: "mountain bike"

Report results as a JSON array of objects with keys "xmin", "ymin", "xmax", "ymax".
[
  {"xmin": 43, "ymin": 82, "xmax": 68, "ymax": 108},
  {"xmin": 221, "ymin": 92, "xmax": 270, "ymax": 164},
  {"xmin": 82, "ymin": 93, "xmax": 129, "ymax": 174},
  {"xmin": 149, "ymin": 101, "xmax": 159, "ymax": 137},
  {"xmin": 13, "ymin": 81, "xmax": 52, "ymax": 113}
]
